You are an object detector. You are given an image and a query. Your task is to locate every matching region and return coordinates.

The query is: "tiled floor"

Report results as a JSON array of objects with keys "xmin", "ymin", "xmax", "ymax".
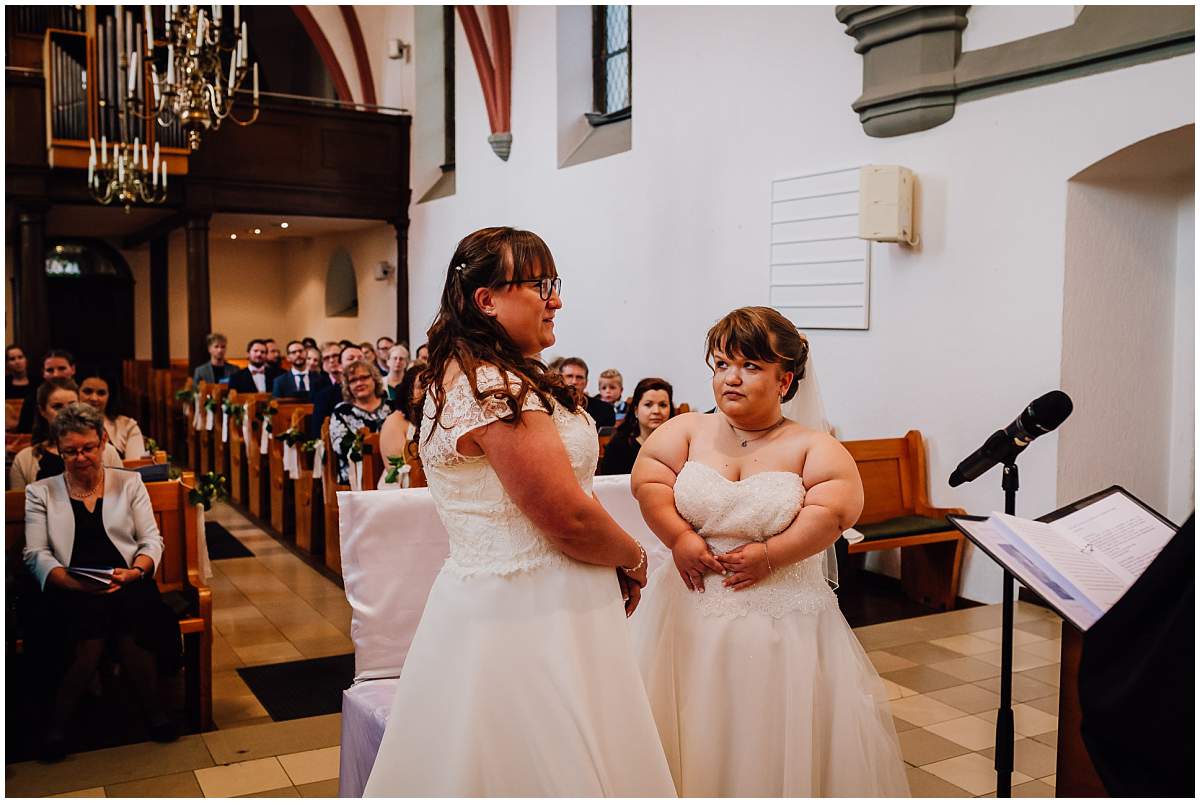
[{"xmin": 9, "ymin": 501, "xmax": 1062, "ymax": 797}]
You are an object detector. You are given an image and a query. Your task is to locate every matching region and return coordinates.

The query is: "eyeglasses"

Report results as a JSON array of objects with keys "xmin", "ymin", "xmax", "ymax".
[
  {"xmin": 60, "ymin": 443, "xmax": 101, "ymax": 459},
  {"xmin": 500, "ymin": 276, "xmax": 561, "ymax": 300}
]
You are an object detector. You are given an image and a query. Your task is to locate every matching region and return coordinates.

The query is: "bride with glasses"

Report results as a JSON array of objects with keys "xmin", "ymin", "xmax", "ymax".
[{"xmin": 364, "ymin": 227, "xmax": 674, "ymax": 796}]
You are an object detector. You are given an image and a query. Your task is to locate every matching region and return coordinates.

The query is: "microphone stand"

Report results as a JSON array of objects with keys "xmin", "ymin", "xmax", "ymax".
[{"xmin": 994, "ymin": 460, "xmax": 1019, "ymax": 797}]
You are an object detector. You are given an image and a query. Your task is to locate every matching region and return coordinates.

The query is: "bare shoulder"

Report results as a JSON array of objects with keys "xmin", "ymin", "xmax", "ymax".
[
  {"xmin": 653, "ymin": 410, "xmax": 705, "ymax": 438},
  {"xmin": 795, "ymin": 429, "xmax": 856, "ymax": 479}
]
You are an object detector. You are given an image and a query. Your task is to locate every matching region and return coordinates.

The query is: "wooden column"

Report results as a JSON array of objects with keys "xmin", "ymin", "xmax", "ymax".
[
  {"xmin": 150, "ymin": 235, "xmax": 170, "ymax": 370},
  {"xmin": 186, "ymin": 214, "xmax": 212, "ymax": 372},
  {"xmin": 392, "ymin": 210, "xmax": 410, "ymax": 345},
  {"xmin": 16, "ymin": 208, "xmax": 51, "ymax": 359}
]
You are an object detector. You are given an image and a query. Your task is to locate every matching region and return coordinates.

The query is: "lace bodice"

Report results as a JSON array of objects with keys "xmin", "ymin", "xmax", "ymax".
[
  {"xmin": 419, "ymin": 366, "xmax": 598, "ymax": 577},
  {"xmin": 674, "ymin": 461, "xmax": 836, "ymax": 618}
]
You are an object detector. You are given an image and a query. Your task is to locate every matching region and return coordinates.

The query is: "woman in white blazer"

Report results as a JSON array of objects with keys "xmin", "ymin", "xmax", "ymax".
[
  {"xmin": 79, "ymin": 374, "xmax": 146, "ymax": 460},
  {"xmin": 10, "ymin": 379, "xmax": 123, "ymax": 492},
  {"xmin": 22, "ymin": 402, "xmax": 178, "ymax": 761}
]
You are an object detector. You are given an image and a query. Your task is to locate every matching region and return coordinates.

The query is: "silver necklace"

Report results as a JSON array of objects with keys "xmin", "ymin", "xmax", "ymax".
[{"xmin": 725, "ymin": 415, "xmax": 786, "ymax": 448}]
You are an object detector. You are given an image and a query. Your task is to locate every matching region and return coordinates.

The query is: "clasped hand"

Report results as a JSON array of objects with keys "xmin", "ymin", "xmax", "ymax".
[{"xmin": 672, "ymin": 532, "xmax": 772, "ymax": 593}]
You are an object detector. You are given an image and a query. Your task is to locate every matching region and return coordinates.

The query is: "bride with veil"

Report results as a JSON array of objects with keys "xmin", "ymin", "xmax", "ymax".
[{"xmin": 629, "ymin": 307, "xmax": 908, "ymax": 796}]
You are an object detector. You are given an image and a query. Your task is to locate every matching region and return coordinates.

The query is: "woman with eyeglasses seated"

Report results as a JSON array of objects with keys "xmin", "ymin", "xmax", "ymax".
[
  {"xmin": 23, "ymin": 402, "xmax": 181, "ymax": 761},
  {"xmin": 597, "ymin": 378, "xmax": 674, "ymax": 476},
  {"xmin": 78, "ymin": 374, "xmax": 146, "ymax": 460},
  {"xmin": 329, "ymin": 359, "xmax": 391, "ymax": 485},
  {"xmin": 10, "ymin": 379, "xmax": 122, "ymax": 492}
]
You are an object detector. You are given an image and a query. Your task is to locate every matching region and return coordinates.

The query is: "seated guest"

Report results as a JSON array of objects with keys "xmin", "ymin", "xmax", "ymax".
[
  {"xmin": 23, "ymin": 402, "xmax": 180, "ymax": 760},
  {"xmin": 383, "ymin": 343, "xmax": 410, "ymax": 401},
  {"xmin": 305, "ymin": 346, "xmax": 323, "ymax": 375},
  {"xmin": 310, "ymin": 344, "xmax": 364, "ymax": 439},
  {"xmin": 559, "ymin": 357, "xmax": 616, "ymax": 428},
  {"xmin": 192, "ymin": 332, "xmax": 238, "ymax": 387},
  {"xmin": 597, "ymin": 377, "xmax": 674, "ymax": 476},
  {"xmin": 375, "ymin": 336, "xmax": 396, "ymax": 375},
  {"xmin": 16, "ymin": 349, "xmax": 77, "ymax": 434},
  {"xmin": 598, "ymin": 368, "xmax": 628, "ymax": 424},
  {"xmin": 301, "ymin": 337, "xmax": 319, "ymax": 351},
  {"xmin": 264, "ymin": 339, "xmax": 283, "ymax": 371},
  {"xmin": 415, "ymin": 342, "xmax": 429, "ymax": 363},
  {"xmin": 379, "ymin": 361, "xmax": 427, "ymax": 488},
  {"xmin": 228, "ymin": 339, "xmax": 283, "ymax": 395},
  {"xmin": 6, "ymin": 344, "xmax": 33, "ymax": 402},
  {"xmin": 272, "ymin": 340, "xmax": 331, "ymax": 399},
  {"xmin": 329, "ymin": 359, "xmax": 390, "ymax": 485},
  {"xmin": 78, "ymin": 374, "xmax": 146, "ymax": 460},
  {"xmin": 11, "ymin": 380, "xmax": 122, "ymax": 491},
  {"xmin": 359, "ymin": 341, "xmax": 378, "ymax": 370}
]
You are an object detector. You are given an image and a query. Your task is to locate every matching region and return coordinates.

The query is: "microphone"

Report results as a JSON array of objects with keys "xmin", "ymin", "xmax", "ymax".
[{"xmin": 948, "ymin": 391, "xmax": 1073, "ymax": 487}]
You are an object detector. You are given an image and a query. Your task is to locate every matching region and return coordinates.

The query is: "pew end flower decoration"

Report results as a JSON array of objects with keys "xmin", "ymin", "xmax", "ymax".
[
  {"xmin": 188, "ymin": 471, "xmax": 229, "ymax": 511},
  {"xmin": 383, "ymin": 454, "xmax": 406, "ymax": 485}
]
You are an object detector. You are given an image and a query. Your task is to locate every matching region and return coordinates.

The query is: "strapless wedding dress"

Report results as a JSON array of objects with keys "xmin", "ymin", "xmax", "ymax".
[
  {"xmin": 364, "ymin": 367, "xmax": 675, "ymax": 797},
  {"xmin": 632, "ymin": 460, "xmax": 910, "ymax": 796}
]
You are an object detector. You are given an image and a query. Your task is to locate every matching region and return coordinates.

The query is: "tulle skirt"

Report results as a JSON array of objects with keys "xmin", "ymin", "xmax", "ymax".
[
  {"xmin": 363, "ymin": 558, "xmax": 676, "ymax": 797},
  {"xmin": 632, "ymin": 563, "xmax": 910, "ymax": 797}
]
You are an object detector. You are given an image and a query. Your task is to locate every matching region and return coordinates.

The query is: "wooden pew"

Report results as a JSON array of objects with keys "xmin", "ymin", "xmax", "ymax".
[
  {"xmin": 291, "ymin": 413, "xmax": 320, "ymax": 558},
  {"xmin": 190, "ymin": 381, "xmax": 208, "ymax": 476},
  {"xmin": 211, "ymin": 385, "xmax": 231, "ymax": 488},
  {"xmin": 320, "ymin": 418, "xmax": 348, "ymax": 575},
  {"xmin": 841, "ymin": 430, "xmax": 967, "ymax": 611},
  {"xmin": 6, "ymin": 398, "xmax": 24, "ymax": 431},
  {"xmin": 122, "ymin": 451, "xmax": 170, "ymax": 469},
  {"xmin": 132, "ymin": 360, "xmax": 153, "ymax": 428},
  {"xmin": 226, "ymin": 390, "xmax": 248, "ymax": 507},
  {"xmin": 200, "ymin": 383, "xmax": 228, "ymax": 477},
  {"xmin": 361, "ymin": 432, "xmax": 382, "ymax": 491},
  {"xmin": 268, "ymin": 405, "xmax": 313, "ymax": 536},
  {"xmin": 404, "ymin": 439, "xmax": 427, "ymax": 488},
  {"xmin": 242, "ymin": 394, "xmax": 273, "ymax": 521},
  {"xmin": 5, "ymin": 476, "xmax": 213, "ymax": 731}
]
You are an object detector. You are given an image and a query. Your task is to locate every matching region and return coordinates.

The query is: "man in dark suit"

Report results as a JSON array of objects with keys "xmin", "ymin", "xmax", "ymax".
[
  {"xmin": 272, "ymin": 340, "xmax": 331, "ymax": 400},
  {"xmin": 309, "ymin": 343, "xmax": 363, "ymax": 438},
  {"xmin": 559, "ymin": 357, "xmax": 616, "ymax": 428},
  {"xmin": 228, "ymin": 339, "xmax": 283, "ymax": 395}
]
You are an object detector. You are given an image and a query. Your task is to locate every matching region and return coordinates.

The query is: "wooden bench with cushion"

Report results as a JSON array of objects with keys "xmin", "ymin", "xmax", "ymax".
[
  {"xmin": 5, "ymin": 475, "xmax": 213, "ymax": 731},
  {"xmin": 241, "ymin": 393, "xmax": 273, "ymax": 521},
  {"xmin": 320, "ymin": 418, "xmax": 349, "ymax": 575},
  {"xmin": 841, "ymin": 430, "xmax": 966, "ymax": 611}
]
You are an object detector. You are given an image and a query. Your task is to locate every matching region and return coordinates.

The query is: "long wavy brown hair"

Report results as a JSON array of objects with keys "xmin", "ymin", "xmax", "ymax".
[{"xmin": 420, "ymin": 227, "xmax": 579, "ymax": 440}]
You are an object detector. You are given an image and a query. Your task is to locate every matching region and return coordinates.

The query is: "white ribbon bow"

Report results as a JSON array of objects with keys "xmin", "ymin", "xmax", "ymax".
[
  {"xmin": 205, "ymin": 407, "xmax": 215, "ymax": 431},
  {"xmin": 242, "ymin": 403, "xmax": 254, "ymax": 455},
  {"xmin": 283, "ymin": 442, "xmax": 299, "ymax": 479},
  {"xmin": 221, "ymin": 411, "xmax": 229, "ymax": 443},
  {"xmin": 348, "ymin": 459, "xmax": 363, "ymax": 491},
  {"xmin": 191, "ymin": 401, "xmax": 202, "ymax": 431},
  {"xmin": 259, "ymin": 422, "xmax": 271, "ymax": 455},
  {"xmin": 312, "ymin": 441, "xmax": 325, "ymax": 480}
]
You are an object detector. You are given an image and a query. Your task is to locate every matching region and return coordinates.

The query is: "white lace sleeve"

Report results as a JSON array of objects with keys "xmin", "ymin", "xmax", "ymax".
[{"xmin": 427, "ymin": 366, "xmax": 550, "ymax": 463}]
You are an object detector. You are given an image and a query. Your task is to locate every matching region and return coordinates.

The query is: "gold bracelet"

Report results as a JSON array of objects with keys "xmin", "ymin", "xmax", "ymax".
[{"xmin": 762, "ymin": 540, "xmax": 774, "ymax": 573}]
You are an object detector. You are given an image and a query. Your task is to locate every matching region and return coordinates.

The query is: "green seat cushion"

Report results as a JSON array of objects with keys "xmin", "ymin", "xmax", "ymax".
[{"xmin": 857, "ymin": 515, "xmax": 953, "ymax": 540}]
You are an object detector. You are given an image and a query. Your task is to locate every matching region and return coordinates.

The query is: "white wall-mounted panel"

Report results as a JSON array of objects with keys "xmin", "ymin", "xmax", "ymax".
[{"xmin": 770, "ymin": 167, "xmax": 870, "ymax": 330}]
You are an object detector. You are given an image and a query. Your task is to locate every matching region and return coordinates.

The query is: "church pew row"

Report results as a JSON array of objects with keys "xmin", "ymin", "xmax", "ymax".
[{"xmin": 5, "ymin": 475, "xmax": 212, "ymax": 732}]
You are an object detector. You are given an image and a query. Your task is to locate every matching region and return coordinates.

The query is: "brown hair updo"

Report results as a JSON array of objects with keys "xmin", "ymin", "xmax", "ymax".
[
  {"xmin": 704, "ymin": 306, "xmax": 809, "ymax": 402},
  {"xmin": 422, "ymin": 227, "xmax": 579, "ymax": 438}
]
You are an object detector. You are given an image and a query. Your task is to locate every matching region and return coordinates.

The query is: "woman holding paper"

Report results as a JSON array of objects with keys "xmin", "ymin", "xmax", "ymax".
[{"xmin": 22, "ymin": 403, "xmax": 179, "ymax": 761}]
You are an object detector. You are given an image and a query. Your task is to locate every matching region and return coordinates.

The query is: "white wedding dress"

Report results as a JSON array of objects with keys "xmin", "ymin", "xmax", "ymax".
[
  {"xmin": 364, "ymin": 366, "xmax": 676, "ymax": 797},
  {"xmin": 632, "ymin": 460, "xmax": 910, "ymax": 797}
]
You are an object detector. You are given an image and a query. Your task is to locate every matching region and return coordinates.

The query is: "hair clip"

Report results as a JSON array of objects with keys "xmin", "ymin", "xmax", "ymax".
[{"xmin": 454, "ymin": 263, "xmax": 466, "ymax": 273}]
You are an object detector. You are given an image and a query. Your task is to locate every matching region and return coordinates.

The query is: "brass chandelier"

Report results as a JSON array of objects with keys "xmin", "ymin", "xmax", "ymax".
[
  {"xmin": 147, "ymin": 4, "xmax": 260, "ymax": 151},
  {"xmin": 88, "ymin": 134, "xmax": 167, "ymax": 211}
]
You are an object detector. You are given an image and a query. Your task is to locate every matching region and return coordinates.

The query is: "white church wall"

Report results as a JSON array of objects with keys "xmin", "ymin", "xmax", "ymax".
[
  {"xmin": 394, "ymin": 6, "xmax": 1192, "ymax": 602},
  {"xmin": 1058, "ymin": 179, "xmax": 1185, "ymax": 524},
  {"xmin": 1168, "ymin": 192, "xmax": 1195, "ymax": 524},
  {"xmin": 280, "ymin": 224, "xmax": 400, "ymax": 346}
]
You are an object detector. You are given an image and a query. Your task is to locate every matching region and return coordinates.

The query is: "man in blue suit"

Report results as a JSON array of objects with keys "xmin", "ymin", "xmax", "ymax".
[{"xmin": 272, "ymin": 340, "xmax": 331, "ymax": 400}]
